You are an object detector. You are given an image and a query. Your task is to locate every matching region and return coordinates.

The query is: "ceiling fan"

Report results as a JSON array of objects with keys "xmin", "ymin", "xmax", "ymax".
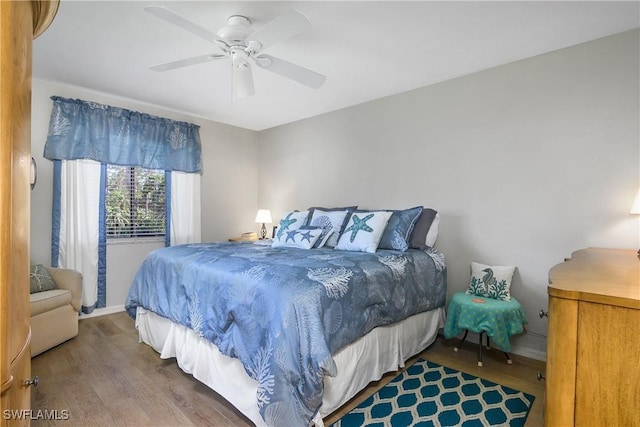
[{"xmin": 145, "ymin": 6, "xmax": 326, "ymax": 98}]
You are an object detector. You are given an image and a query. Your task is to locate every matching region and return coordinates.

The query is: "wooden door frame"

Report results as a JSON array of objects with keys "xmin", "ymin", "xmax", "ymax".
[{"xmin": 0, "ymin": 0, "xmax": 58, "ymax": 419}]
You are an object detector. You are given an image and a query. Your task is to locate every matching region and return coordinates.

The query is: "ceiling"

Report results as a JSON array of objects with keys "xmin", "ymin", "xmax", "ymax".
[{"xmin": 33, "ymin": 1, "xmax": 640, "ymax": 131}]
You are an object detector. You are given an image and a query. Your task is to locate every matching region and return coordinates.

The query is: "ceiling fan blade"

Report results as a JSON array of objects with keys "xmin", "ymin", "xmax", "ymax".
[
  {"xmin": 145, "ymin": 6, "xmax": 218, "ymax": 43},
  {"xmin": 254, "ymin": 54, "xmax": 325, "ymax": 89},
  {"xmin": 246, "ymin": 9, "xmax": 311, "ymax": 51},
  {"xmin": 233, "ymin": 63, "xmax": 255, "ymax": 98},
  {"xmin": 150, "ymin": 54, "xmax": 225, "ymax": 72}
]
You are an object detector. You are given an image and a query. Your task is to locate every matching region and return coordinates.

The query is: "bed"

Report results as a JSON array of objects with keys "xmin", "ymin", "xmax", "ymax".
[{"xmin": 125, "ymin": 239, "xmax": 446, "ymax": 426}]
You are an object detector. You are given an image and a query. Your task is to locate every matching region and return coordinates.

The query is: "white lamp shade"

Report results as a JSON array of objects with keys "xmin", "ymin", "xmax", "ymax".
[
  {"xmin": 255, "ymin": 209, "xmax": 272, "ymax": 223},
  {"xmin": 632, "ymin": 189, "xmax": 640, "ymax": 214}
]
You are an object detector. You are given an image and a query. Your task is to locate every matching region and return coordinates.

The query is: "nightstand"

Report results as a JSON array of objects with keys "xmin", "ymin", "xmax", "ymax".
[
  {"xmin": 228, "ymin": 236, "xmax": 257, "ymax": 242},
  {"xmin": 229, "ymin": 232, "xmax": 257, "ymax": 242},
  {"xmin": 444, "ymin": 292, "xmax": 527, "ymax": 366}
]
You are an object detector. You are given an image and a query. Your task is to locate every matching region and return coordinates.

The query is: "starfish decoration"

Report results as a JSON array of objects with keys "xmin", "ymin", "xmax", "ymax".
[
  {"xmin": 285, "ymin": 229, "xmax": 299, "ymax": 243},
  {"xmin": 344, "ymin": 213, "xmax": 374, "ymax": 243},
  {"xmin": 277, "ymin": 213, "xmax": 298, "ymax": 238},
  {"xmin": 299, "ymin": 230, "xmax": 314, "ymax": 243}
]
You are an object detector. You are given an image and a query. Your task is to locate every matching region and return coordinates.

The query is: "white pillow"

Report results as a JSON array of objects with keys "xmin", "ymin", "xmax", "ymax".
[
  {"xmin": 308, "ymin": 209, "xmax": 350, "ymax": 248},
  {"xmin": 335, "ymin": 211, "xmax": 393, "ymax": 253},
  {"xmin": 297, "ymin": 225, "xmax": 334, "ymax": 248},
  {"xmin": 425, "ymin": 213, "xmax": 439, "ymax": 248},
  {"xmin": 466, "ymin": 261, "xmax": 515, "ymax": 301},
  {"xmin": 274, "ymin": 210, "xmax": 309, "ymax": 240},
  {"xmin": 271, "ymin": 226, "xmax": 322, "ymax": 249}
]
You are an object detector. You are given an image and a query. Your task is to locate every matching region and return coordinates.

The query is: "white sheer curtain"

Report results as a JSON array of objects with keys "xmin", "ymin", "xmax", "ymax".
[
  {"xmin": 170, "ymin": 171, "xmax": 201, "ymax": 245},
  {"xmin": 56, "ymin": 159, "xmax": 101, "ymax": 313}
]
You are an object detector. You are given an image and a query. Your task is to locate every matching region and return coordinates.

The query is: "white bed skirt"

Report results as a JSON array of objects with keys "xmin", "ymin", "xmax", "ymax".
[{"xmin": 135, "ymin": 306, "xmax": 445, "ymax": 426}]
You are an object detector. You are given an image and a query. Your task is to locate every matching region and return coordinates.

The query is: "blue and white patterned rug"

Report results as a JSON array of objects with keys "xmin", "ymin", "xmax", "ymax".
[{"xmin": 331, "ymin": 359, "xmax": 535, "ymax": 427}]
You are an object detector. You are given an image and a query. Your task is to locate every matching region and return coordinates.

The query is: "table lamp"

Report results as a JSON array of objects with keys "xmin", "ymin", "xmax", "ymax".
[
  {"xmin": 255, "ymin": 209, "xmax": 272, "ymax": 240},
  {"xmin": 631, "ymin": 189, "xmax": 640, "ymax": 256}
]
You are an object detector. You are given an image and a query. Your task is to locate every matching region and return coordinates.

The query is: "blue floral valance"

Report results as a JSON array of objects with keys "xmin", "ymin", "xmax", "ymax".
[{"xmin": 43, "ymin": 96, "xmax": 202, "ymax": 173}]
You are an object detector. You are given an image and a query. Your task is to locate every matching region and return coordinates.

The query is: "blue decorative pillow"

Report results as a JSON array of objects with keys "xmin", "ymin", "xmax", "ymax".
[
  {"xmin": 308, "ymin": 208, "xmax": 352, "ymax": 248},
  {"xmin": 271, "ymin": 226, "xmax": 323, "ymax": 249},
  {"xmin": 409, "ymin": 208, "xmax": 438, "ymax": 250},
  {"xmin": 335, "ymin": 211, "xmax": 393, "ymax": 253},
  {"xmin": 275, "ymin": 210, "xmax": 309, "ymax": 239},
  {"xmin": 378, "ymin": 206, "xmax": 423, "ymax": 251}
]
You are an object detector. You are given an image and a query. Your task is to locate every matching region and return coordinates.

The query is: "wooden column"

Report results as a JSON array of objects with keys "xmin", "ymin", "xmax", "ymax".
[{"xmin": 0, "ymin": 1, "xmax": 58, "ymax": 425}]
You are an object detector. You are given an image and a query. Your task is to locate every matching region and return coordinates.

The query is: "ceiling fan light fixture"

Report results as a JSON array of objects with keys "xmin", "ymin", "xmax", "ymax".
[
  {"xmin": 233, "ymin": 65, "xmax": 255, "ymax": 98},
  {"xmin": 231, "ymin": 49, "xmax": 250, "ymax": 69}
]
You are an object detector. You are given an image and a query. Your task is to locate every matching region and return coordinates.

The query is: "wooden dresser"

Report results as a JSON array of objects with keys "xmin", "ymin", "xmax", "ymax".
[{"xmin": 546, "ymin": 248, "xmax": 640, "ymax": 427}]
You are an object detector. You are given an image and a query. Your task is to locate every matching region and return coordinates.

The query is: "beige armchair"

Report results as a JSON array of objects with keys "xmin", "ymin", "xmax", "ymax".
[{"xmin": 30, "ymin": 267, "xmax": 82, "ymax": 357}]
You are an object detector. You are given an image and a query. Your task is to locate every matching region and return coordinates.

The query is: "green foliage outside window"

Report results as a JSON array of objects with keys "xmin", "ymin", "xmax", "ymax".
[{"xmin": 106, "ymin": 166, "xmax": 166, "ymax": 238}]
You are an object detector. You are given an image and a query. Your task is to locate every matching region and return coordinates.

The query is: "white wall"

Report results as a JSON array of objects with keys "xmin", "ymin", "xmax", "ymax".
[
  {"xmin": 31, "ymin": 79, "xmax": 259, "ymax": 307},
  {"xmin": 257, "ymin": 30, "xmax": 640, "ymax": 360}
]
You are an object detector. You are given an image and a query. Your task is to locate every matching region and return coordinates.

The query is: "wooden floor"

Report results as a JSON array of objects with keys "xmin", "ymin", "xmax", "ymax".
[{"xmin": 32, "ymin": 312, "xmax": 545, "ymax": 426}]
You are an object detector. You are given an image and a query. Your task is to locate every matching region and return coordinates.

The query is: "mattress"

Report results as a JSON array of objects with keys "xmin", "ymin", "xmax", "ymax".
[{"xmin": 136, "ymin": 306, "xmax": 445, "ymax": 426}]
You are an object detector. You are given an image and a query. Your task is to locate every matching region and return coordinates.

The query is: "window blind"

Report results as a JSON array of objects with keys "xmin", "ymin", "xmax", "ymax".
[{"xmin": 106, "ymin": 165, "xmax": 166, "ymax": 238}]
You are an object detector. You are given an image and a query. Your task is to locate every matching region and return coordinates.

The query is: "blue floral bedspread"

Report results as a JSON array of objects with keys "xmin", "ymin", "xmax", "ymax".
[{"xmin": 125, "ymin": 242, "xmax": 447, "ymax": 426}]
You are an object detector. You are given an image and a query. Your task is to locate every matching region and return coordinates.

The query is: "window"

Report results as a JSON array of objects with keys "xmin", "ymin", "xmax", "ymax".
[{"xmin": 106, "ymin": 165, "xmax": 166, "ymax": 239}]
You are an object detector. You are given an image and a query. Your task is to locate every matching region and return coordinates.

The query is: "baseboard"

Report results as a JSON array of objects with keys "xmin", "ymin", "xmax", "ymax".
[
  {"xmin": 513, "ymin": 347, "xmax": 546, "ymax": 362},
  {"xmin": 79, "ymin": 304, "xmax": 125, "ymax": 319}
]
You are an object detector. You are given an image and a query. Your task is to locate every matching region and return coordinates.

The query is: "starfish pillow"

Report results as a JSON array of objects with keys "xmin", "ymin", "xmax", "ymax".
[{"xmin": 335, "ymin": 211, "xmax": 393, "ymax": 253}]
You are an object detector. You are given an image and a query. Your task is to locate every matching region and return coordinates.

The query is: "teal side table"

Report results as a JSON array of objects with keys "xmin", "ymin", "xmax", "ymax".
[{"xmin": 444, "ymin": 292, "xmax": 528, "ymax": 366}]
